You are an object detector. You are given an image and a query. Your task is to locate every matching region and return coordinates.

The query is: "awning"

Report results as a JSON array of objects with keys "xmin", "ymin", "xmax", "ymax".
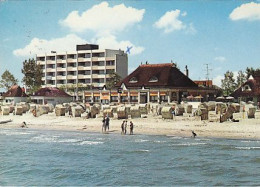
[
  {"xmin": 111, "ymin": 92, "xmax": 118, "ymax": 96},
  {"xmin": 85, "ymin": 93, "xmax": 92, "ymax": 96},
  {"xmin": 160, "ymin": 92, "xmax": 166, "ymax": 96},
  {"xmin": 93, "ymin": 93, "xmax": 100, "ymax": 97},
  {"xmin": 120, "ymin": 93, "xmax": 127, "ymax": 96},
  {"xmin": 130, "ymin": 92, "xmax": 138, "ymax": 96},
  {"xmin": 150, "ymin": 92, "xmax": 158, "ymax": 96},
  {"xmin": 101, "ymin": 96, "xmax": 109, "ymax": 100}
]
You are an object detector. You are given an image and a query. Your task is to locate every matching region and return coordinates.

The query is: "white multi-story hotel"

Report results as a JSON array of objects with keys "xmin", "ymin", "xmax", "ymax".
[{"xmin": 36, "ymin": 44, "xmax": 128, "ymax": 89}]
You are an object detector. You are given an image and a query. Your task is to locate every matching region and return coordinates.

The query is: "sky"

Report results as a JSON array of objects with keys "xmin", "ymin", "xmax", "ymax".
[{"xmin": 0, "ymin": 0, "xmax": 260, "ymax": 88}]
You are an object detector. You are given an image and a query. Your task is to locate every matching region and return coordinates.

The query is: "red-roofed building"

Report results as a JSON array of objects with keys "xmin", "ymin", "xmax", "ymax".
[
  {"xmin": 31, "ymin": 87, "xmax": 72, "ymax": 106},
  {"xmin": 231, "ymin": 75, "xmax": 260, "ymax": 106},
  {"xmin": 2, "ymin": 85, "xmax": 28, "ymax": 104},
  {"xmin": 84, "ymin": 63, "xmax": 219, "ymax": 104}
]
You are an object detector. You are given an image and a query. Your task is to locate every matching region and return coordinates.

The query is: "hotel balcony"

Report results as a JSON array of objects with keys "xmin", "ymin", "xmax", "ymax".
[
  {"xmin": 37, "ymin": 60, "xmax": 45, "ymax": 65},
  {"xmin": 92, "ymin": 74, "xmax": 105, "ymax": 79},
  {"xmin": 56, "ymin": 59, "xmax": 66, "ymax": 64},
  {"xmin": 67, "ymin": 58, "xmax": 77, "ymax": 63},
  {"xmin": 78, "ymin": 57, "xmax": 91, "ymax": 62},
  {"xmin": 92, "ymin": 65, "xmax": 105, "ymax": 70},
  {"xmin": 105, "ymin": 57, "xmax": 115, "ymax": 61},
  {"xmin": 105, "ymin": 65, "xmax": 116, "ymax": 70},
  {"xmin": 78, "ymin": 66, "xmax": 91, "ymax": 71},
  {"xmin": 56, "ymin": 67, "xmax": 66, "ymax": 72},
  {"xmin": 67, "ymin": 67, "xmax": 77, "ymax": 71},
  {"xmin": 46, "ymin": 68, "xmax": 56, "ymax": 72},
  {"xmin": 56, "ymin": 75, "xmax": 66, "ymax": 80},
  {"xmin": 91, "ymin": 57, "xmax": 99, "ymax": 61},
  {"xmin": 46, "ymin": 60, "xmax": 56, "ymax": 64},
  {"xmin": 67, "ymin": 75, "xmax": 77, "ymax": 80},
  {"xmin": 78, "ymin": 74, "xmax": 91, "ymax": 79},
  {"xmin": 92, "ymin": 82, "xmax": 105, "ymax": 87}
]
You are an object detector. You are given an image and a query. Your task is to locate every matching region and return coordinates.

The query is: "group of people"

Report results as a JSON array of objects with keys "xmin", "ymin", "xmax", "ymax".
[
  {"xmin": 102, "ymin": 116, "xmax": 110, "ymax": 132},
  {"xmin": 121, "ymin": 120, "xmax": 134, "ymax": 135}
]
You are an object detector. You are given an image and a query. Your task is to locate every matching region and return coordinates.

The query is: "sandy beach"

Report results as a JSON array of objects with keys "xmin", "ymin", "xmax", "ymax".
[{"xmin": 1, "ymin": 112, "xmax": 260, "ymax": 140}]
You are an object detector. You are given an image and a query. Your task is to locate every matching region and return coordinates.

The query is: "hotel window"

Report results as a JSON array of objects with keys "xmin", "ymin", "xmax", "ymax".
[
  {"xmin": 150, "ymin": 96, "xmax": 158, "ymax": 102},
  {"xmin": 129, "ymin": 77, "xmax": 138, "ymax": 83},
  {"xmin": 130, "ymin": 96, "xmax": 138, "ymax": 102},
  {"xmin": 149, "ymin": 76, "xmax": 158, "ymax": 82}
]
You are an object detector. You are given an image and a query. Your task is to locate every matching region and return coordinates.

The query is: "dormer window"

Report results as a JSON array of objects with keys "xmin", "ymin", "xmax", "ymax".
[
  {"xmin": 242, "ymin": 85, "xmax": 251, "ymax": 91},
  {"xmin": 149, "ymin": 76, "xmax": 158, "ymax": 82},
  {"xmin": 129, "ymin": 77, "xmax": 138, "ymax": 83}
]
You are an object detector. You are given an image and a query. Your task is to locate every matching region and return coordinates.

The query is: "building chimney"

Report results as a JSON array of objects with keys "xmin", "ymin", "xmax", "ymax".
[{"xmin": 185, "ymin": 65, "xmax": 189, "ymax": 77}]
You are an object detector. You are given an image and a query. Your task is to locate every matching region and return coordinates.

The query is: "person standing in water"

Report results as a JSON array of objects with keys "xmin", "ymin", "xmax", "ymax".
[
  {"xmin": 105, "ymin": 115, "xmax": 110, "ymax": 131},
  {"xmin": 121, "ymin": 120, "xmax": 125, "ymax": 135},
  {"xmin": 124, "ymin": 120, "xmax": 127, "ymax": 134},
  {"xmin": 102, "ymin": 117, "xmax": 106, "ymax": 132},
  {"xmin": 130, "ymin": 121, "xmax": 134, "ymax": 135}
]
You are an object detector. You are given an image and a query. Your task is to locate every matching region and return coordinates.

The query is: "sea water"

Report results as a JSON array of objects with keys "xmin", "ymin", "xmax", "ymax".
[{"xmin": 0, "ymin": 128, "xmax": 260, "ymax": 186}]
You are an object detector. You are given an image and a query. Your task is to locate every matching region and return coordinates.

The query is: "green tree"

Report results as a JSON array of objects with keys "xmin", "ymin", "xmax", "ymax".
[
  {"xmin": 21, "ymin": 58, "xmax": 43, "ymax": 94},
  {"xmin": 0, "ymin": 70, "xmax": 18, "ymax": 90},
  {"xmin": 105, "ymin": 72, "xmax": 121, "ymax": 89},
  {"xmin": 221, "ymin": 71, "xmax": 236, "ymax": 96},
  {"xmin": 236, "ymin": 70, "xmax": 247, "ymax": 87},
  {"xmin": 246, "ymin": 67, "xmax": 260, "ymax": 78}
]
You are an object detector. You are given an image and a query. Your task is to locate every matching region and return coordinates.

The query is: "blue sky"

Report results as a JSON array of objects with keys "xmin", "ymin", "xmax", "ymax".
[{"xmin": 0, "ymin": 0, "xmax": 260, "ymax": 88}]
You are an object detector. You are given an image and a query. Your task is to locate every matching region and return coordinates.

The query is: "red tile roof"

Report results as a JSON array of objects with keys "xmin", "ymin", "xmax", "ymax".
[
  {"xmin": 117, "ymin": 63, "xmax": 198, "ymax": 88},
  {"xmin": 3, "ymin": 85, "xmax": 28, "ymax": 97},
  {"xmin": 231, "ymin": 75, "xmax": 260, "ymax": 97},
  {"xmin": 33, "ymin": 87, "xmax": 72, "ymax": 97}
]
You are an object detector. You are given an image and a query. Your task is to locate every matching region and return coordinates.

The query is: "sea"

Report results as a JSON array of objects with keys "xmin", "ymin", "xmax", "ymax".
[{"xmin": 0, "ymin": 128, "xmax": 260, "ymax": 186}]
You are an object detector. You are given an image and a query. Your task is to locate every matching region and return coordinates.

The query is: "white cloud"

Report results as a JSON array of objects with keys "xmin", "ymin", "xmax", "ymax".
[
  {"xmin": 13, "ymin": 34, "xmax": 144, "ymax": 57},
  {"xmin": 93, "ymin": 35, "xmax": 144, "ymax": 55},
  {"xmin": 154, "ymin": 9, "xmax": 188, "ymax": 33},
  {"xmin": 230, "ymin": 2, "xmax": 260, "ymax": 21},
  {"xmin": 214, "ymin": 56, "xmax": 226, "ymax": 62},
  {"xmin": 13, "ymin": 34, "xmax": 87, "ymax": 57},
  {"xmin": 59, "ymin": 1, "xmax": 145, "ymax": 35},
  {"xmin": 213, "ymin": 75, "xmax": 224, "ymax": 87}
]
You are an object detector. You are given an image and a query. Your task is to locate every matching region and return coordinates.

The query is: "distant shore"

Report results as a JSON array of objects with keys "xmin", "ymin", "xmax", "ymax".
[{"xmin": 0, "ymin": 112, "xmax": 260, "ymax": 140}]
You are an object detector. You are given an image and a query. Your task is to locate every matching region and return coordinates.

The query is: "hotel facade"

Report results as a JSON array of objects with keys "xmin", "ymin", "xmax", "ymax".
[{"xmin": 36, "ymin": 44, "xmax": 128, "ymax": 89}]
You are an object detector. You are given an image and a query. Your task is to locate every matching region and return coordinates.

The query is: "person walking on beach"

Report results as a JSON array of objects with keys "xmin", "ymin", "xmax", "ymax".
[
  {"xmin": 105, "ymin": 115, "xmax": 110, "ymax": 131},
  {"xmin": 102, "ymin": 117, "xmax": 106, "ymax": 132},
  {"xmin": 121, "ymin": 120, "xmax": 125, "ymax": 135},
  {"xmin": 192, "ymin": 130, "xmax": 197, "ymax": 138},
  {"xmin": 124, "ymin": 120, "xmax": 127, "ymax": 134},
  {"xmin": 130, "ymin": 121, "xmax": 134, "ymax": 135}
]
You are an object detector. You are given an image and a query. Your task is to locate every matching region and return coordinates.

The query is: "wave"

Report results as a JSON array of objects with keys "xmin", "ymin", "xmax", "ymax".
[
  {"xmin": 235, "ymin": 147, "xmax": 260, "ymax": 150},
  {"xmin": 0, "ymin": 131, "xmax": 33, "ymax": 136},
  {"xmin": 135, "ymin": 139, "xmax": 149, "ymax": 143},
  {"xmin": 78, "ymin": 141, "xmax": 104, "ymax": 145},
  {"xmin": 171, "ymin": 142, "xmax": 207, "ymax": 146}
]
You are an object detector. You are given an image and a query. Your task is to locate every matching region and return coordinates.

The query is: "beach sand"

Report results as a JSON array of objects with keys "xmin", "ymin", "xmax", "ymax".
[{"xmin": 0, "ymin": 112, "xmax": 260, "ymax": 140}]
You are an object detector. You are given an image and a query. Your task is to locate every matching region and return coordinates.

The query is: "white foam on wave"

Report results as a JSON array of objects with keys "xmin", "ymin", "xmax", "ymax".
[
  {"xmin": 154, "ymin": 140, "xmax": 166, "ymax": 143},
  {"xmin": 78, "ymin": 141, "xmax": 104, "ymax": 145},
  {"xmin": 136, "ymin": 149, "xmax": 150, "ymax": 152},
  {"xmin": 57, "ymin": 139, "xmax": 80, "ymax": 143},
  {"xmin": 0, "ymin": 130, "xmax": 33, "ymax": 136},
  {"xmin": 235, "ymin": 147, "xmax": 260, "ymax": 150},
  {"xmin": 241, "ymin": 140, "xmax": 260, "ymax": 143},
  {"xmin": 29, "ymin": 135, "xmax": 57, "ymax": 143},
  {"xmin": 172, "ymin": 142, "xmax": 207, "ymax": 146},
  {"xmin": 135, "ymin": 139, "xmax": 149, "ymax": 143}
]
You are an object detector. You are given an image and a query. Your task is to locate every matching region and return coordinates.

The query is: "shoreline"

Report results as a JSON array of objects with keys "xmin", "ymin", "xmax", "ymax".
[{"xmin": 1, "ymin": 112, "xmax": 260, "ymax": 140}]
